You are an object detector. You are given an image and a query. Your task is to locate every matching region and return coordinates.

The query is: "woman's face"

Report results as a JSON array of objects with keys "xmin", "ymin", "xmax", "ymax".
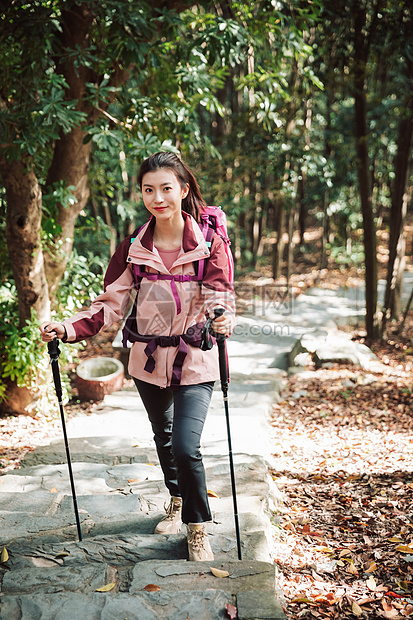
[{"xmin": 141, "ymin": 168, "xmax": 188, "ymax": 223}]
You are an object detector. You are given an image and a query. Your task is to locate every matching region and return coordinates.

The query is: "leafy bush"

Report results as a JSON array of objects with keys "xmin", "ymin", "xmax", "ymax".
[
  {"xmin": 57, "ymin": 249, "xmax": 106, "ymax": 313},
  {"xmin": 329, "ymin": 242, "xmax": 365, "ymax": 266}
]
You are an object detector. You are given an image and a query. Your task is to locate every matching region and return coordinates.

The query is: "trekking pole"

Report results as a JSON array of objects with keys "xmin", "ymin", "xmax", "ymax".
[
  {"xmin": 202, "ymin": 309, "xmax": 242, "ymax": 560},
  {"xmin": 47, "ymin": 338, "xmax": 82, "ymax": 542}
]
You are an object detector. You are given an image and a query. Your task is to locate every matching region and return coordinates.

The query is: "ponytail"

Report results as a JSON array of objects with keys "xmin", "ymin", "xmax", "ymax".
[{"xmin": 137, "ymin": 152, "xmax": 206, "ymax": 222}]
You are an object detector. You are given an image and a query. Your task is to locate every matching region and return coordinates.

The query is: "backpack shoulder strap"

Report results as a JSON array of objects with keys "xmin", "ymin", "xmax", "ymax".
[{"xmin": 128, "ymin": 223, "xmax": 148, "ymax": 288}]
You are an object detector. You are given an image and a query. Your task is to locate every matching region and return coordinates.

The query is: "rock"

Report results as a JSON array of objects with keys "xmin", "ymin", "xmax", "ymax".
[
  {"xmin": 289, "ymin": 330, "xmax": 377, "ymax": 369},
  {"xmin": 291, "ymin": 390, "xmax": 308, "ymax": 399}
]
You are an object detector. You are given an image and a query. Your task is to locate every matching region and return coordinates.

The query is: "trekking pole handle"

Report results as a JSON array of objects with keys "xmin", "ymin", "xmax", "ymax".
[
  {"xmin": 47, "ymin": 336, "xmax": 61, "ymax": 361},
  {"xmin": 48, "ymin": 338, "xmax": 63, "ymax": 401},
  {"xmin": 213, "ymin": 308, "xmax": 229, "ymax": 390}
]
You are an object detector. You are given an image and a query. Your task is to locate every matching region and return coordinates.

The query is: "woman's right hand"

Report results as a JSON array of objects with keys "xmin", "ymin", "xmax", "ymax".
[{"xmin": 39, "ymin": 321, "xmax": 66, "ymax": 342}]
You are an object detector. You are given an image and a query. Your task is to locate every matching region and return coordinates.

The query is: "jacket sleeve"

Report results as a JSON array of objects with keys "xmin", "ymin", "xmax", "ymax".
[
  {"xmin": 201, "ymin": 234, "xmax": 236, "ymax": 332},
  {"xmin": 62, "ymin": 237, "xmax": 135, "ymax": 343}
]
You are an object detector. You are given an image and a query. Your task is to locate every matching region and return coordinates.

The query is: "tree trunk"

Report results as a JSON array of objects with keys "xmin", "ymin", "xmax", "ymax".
[
  {"xmin": 0, "ymin": 158, "xmax": 50, "ymax": 326},
  {"xmin": 353, "ymin": 0, "xmax": 380, "ymax": 338},
  {"xmin": 321, "ymin": 189, "xmax": 329, "ymax": 270},
  {"xmin": 298, "ymin": 173, "xmax": 306, "ymax": 246},
  {"xmin": 44, "ymin": 132, "xmax": 93, "ymax": 300},
  {"xmin": 382, "ymin": 56, "xmax": 413, "ymax": 331},
  {"xmin": 286, "ymin": 207, "xmax": 296, "ymax": 292},
  {"xmin": 272, "ymin": 197, "xmax": 285, "ymax": 280}
]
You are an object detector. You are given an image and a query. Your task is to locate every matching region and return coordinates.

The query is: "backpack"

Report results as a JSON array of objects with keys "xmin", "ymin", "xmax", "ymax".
[{"xmin": 199, "ymin": 206, "xmax": 234, "ymax": 283}]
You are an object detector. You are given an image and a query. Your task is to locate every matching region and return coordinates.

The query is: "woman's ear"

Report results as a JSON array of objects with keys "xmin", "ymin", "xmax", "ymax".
[{"xmin": 182, "ymin": 183, "xmax": 190, "ymax": 199}]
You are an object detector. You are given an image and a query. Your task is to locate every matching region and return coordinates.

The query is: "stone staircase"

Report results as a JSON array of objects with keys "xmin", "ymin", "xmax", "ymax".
[{"xmin": 0, "ymin": 379, "xmax": 286, "ymax": 620}]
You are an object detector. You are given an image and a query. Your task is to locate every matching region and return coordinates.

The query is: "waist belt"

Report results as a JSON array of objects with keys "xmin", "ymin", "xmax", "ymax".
[{"xmin": 124, "ymin": 321, "xmax": 210, "ymax": 387}]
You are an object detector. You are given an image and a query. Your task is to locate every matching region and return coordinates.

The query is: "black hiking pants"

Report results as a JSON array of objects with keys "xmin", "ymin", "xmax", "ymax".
[{"xmin": 133, "ymin": 378, "xmax": 214, "ymax": 524}]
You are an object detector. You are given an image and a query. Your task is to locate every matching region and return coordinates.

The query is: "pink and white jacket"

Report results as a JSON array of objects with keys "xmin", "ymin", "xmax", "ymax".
[{"xmin": 62, "ymin": 212, "xmax": 235, "ymax": 388}]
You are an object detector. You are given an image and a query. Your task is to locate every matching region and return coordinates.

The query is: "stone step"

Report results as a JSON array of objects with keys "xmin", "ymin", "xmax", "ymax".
[
  {"xmin": 0, "ymin": 558, "xmax": 285, "ymax": 619},
  {"xmin": 1, "ymin": 590, "xmax": 284, "ymax": 620},
  {"xmin": 1, "ymin": 454, "xmax": 278, "ymax": 510},
  {"xmin": 19, "ymin": 436, "xmax": 157, "ymax": 468},
  {"xmin": 1, "ymin": 507, "xmax": 271, "ymax": 561}
]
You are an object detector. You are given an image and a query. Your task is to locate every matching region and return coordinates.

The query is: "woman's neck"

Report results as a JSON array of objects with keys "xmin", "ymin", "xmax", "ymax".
[{"xmin": 153, "ymin": 213, "xmax": 185, "ymax": 249}]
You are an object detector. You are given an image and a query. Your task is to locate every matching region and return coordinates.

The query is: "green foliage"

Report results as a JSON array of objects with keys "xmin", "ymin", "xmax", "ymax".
[
  {"xmin": 57, "ymin": 248, "xmax": 106, "ymax": 313},
  {"xmin": 0, "ymin": 288, "xmax": 47, "ymax": 403},
  {"xmin": 329, "ymin": 243, "xmax": 365, "ymax": 267}
]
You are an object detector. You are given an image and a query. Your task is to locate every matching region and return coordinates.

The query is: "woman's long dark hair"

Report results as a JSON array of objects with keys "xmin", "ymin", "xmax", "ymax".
[{"xmin": 137, "ymin": 152, "xmax": 206, "ymax": 222}]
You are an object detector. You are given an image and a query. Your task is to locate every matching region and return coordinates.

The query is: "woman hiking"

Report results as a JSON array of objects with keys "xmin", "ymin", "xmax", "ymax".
[{"xmin": 40, "ymin": 151, "xmax": 235, "ymax": 562}]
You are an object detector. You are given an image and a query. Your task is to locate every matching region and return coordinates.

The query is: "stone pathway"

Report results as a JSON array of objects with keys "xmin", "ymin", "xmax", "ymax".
[{"xmin": 0, "ymin": 333, "xmax": 286, "ymax": 619}]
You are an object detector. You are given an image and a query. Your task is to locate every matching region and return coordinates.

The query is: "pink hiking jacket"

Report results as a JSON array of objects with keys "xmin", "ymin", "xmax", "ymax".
[{"xmin": 62, "ymin": 212, "xmax": 235, "ymax": 388}]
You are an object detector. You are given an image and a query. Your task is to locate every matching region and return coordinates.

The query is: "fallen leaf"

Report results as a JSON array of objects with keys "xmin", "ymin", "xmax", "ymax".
[
  {"xmin": 55, "ymin": 552, "xmax": 69, "ymax": 558},
  {"xmin": 96, "ymin": 582, "xmax": 116, "ymax": 592},
  {"xmin": 144, "ymin": 584, "xmax": 161, "ymax": 592},
  {"xmin": 389, "ymin": 536, "xmax": 404, "ymax": 543},
  {"xmin": 313, "ymin": 593, "xmax": 337, "ymax": 605},
  {"xmin": 50, "ymin": 487, "xmax": 58, "ymax": 493},
  {"xmin": 207, "ymin": 490, "xmax": 220, "ymax": 498},
  {"xmin": 366, "ymin": 575, "xmax": 377, "ymax": 591},
  {"xmin": 314, "ymin": 545, "xmax": 334, "ymax": 554},
  {"xmin": 347, "ymin": 562, "xmax": 359, "ymax": 576},
  {"xmin": 396, "ymin": 545, "xmax": 413, "ymax": 553},
  {"xmin": 225, "ymin": 603, "xmax": 238, "ymax": 619},
  {"xmin": 382, "ymin": 600, "xmax": 400, "ymax": 618},
  {"xmin": 357, "ymin": 597, "xmax": 376, "ymax": 605},
  {"xmin": 128, "ymin": 478, "xmax": 138, "ymax": 483},
  {"xmin": 210, "ymin": 567, "xmax": 229, "ymax": 578},
  {"xmin": 1, "ymin": 547, "xmax": 9, "ymax": 563},
  {"xmin": 366, "ymin": 561, "xmax": 377, "ymax": 573},
  {"xmin": 352, "ymin": 601, "xmax": 363, "ymax": 616}
]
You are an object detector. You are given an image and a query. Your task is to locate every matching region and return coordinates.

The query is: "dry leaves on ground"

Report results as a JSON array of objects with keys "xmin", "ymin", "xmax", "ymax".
[{"xmin": 270, "ymin": 325, "xmax": 413, "ymax": 619}]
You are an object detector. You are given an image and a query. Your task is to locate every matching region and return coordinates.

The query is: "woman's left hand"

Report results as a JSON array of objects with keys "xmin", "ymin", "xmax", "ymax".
[{"xmin": 210, "ymin": 309, "xmax": 233, "ymax": 336}]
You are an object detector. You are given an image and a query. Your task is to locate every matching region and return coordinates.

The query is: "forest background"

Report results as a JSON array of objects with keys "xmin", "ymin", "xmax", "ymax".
[{"xmin": 0, "ymin": 0, "xmax": 412, "ymax": 412}]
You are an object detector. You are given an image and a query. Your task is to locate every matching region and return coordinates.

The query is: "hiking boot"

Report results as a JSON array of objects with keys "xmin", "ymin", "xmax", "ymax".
[
  {"xmin": 187, "ymin": 523, "xmax": 214, "ymax": 561},
  {"xmin": 154, "ymin": 496, "xmax": 183, "ymax": 535}
]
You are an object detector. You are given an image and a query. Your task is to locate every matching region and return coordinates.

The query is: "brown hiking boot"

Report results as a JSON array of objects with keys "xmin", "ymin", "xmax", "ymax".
[
  {"xmin": 187, "ymin": 523, "xmax": 214, "ymax": 561},
  {"xmin": 154, "ymin": 496, "xmax": 183, "ymax": 535}
]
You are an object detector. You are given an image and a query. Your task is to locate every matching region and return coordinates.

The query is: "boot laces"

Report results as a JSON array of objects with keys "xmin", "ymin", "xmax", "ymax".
[
  {"xmin": 188, "ymin": 527, "xmax": 207, "ymax": 550},
  {"xmin": 163, "ymin": 499, "xmax": 181, "ymax": 521}
]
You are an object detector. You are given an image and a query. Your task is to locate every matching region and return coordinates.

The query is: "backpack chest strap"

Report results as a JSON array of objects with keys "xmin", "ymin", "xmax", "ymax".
[{"xmin": 131, "ymin": 264, "xmax": 201, "ymax": 315}]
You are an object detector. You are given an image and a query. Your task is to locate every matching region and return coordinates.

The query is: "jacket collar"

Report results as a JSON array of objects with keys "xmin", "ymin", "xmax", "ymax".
[{"xmin": 139, "ymin": 212, "xmax": 206, "ymax": 254}]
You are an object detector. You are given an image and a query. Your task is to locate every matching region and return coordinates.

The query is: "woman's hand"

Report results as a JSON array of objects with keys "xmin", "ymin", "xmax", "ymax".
[
  {"xmin": 210, "ymin": 309, "xmax": 233, "ymax": 336},
  {"xmin": 39, "ymin": 321, "xmax": 66, "ymax": 342}
]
